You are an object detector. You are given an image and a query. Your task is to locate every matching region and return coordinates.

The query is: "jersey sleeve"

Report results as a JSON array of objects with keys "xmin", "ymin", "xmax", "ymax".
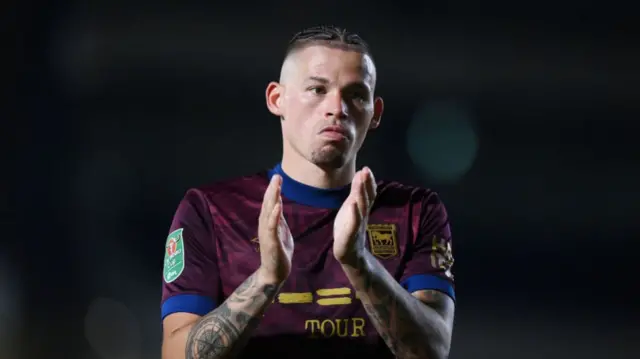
[
  {"xmin": 161, "ymin": 189, "xmax": 219, "ymax": 320},
  {"xmin": 399, "ymin": 192, "xmax": 456, "ymax": 301}
]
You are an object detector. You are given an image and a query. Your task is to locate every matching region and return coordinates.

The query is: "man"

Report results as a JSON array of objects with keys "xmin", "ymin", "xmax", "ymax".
[{"xmin": 160, "ymin": 25, "xmax": 456, "ymax": 359}]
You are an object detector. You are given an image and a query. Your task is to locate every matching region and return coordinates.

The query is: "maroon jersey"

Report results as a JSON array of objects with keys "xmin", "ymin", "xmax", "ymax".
[{"xmin": 161, "ymin": 164, "xmax": 455, "ymax": 358}]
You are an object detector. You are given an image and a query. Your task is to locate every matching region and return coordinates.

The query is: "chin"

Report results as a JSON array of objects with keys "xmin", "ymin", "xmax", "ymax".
[{"xmin": 310, "ymin": 147, "xmax": 349, "ymax": 169}]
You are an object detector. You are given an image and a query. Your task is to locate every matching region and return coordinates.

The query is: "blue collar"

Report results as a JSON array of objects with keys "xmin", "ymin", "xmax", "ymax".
[{"xmin": 267, "ymin": 163, "xmax": 350, "ymax": 209}]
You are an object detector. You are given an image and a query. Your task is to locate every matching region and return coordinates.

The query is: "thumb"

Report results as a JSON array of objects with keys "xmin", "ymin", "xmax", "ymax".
[{"xmin": 351, "ymin": 199, "xmax": 363, "ymax": 224}]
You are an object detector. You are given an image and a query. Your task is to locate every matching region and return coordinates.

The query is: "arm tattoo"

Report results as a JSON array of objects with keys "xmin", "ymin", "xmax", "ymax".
[
  {"xmin": 344, "ymin": 254, "xmax": 453, "ymax": 359},
  {"xmin": 185, "ymin": 272, "xmax": 279, "ymax": 359}
]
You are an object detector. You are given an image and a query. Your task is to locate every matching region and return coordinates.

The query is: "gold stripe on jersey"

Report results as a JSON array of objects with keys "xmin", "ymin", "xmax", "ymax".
[
  {"xmin": 317, "ymin": 297, "xmax": 352, "ymax": 306},
  {"xmin": 316, "ymin": 287, "xmax": 351, "ymax": 296},
  {"xmin": 316, "ymin": 287, "xmax": 352, "ymax": 306},
  {"xmin": 278, "ymin": 292, "xmax": 313, "ymax": 304}
]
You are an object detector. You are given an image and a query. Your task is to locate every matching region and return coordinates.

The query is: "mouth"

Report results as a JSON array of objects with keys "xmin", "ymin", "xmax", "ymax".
[{"xmin": 319, "ymin": 126, "xmax": 350, "ymax": 141}]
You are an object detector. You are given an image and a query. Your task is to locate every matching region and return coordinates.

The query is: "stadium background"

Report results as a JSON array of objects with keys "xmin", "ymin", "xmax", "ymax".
[{"xmin": 10, "ymin": 1, "xmax": 639, "ymax": 359}]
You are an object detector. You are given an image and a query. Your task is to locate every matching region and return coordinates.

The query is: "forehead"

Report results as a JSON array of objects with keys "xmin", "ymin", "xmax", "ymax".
[{"xmin": 290, "ymin": 45, "xmax": 376, "ymax": 86}]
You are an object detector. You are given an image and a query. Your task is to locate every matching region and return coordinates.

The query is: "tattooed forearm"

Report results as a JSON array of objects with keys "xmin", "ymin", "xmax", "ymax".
[
  {"xmin": 185, "ymin": 271, "xmax": 279, "ymax": 359},
  {"xmin": 341, "ymin": 252, "xmax": 454, "ymax": 359}
]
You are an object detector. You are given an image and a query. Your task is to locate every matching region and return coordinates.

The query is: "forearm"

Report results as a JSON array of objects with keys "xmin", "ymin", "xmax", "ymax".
[
  {"xmin": 185, "ymin": 269, "xmax": 280, "ymax": 359},
  {"xmin": 342, "ymin": 251, "xmax": 451, "ymax": 359}
]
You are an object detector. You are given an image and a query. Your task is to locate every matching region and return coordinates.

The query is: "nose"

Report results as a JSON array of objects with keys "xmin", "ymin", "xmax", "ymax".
[{"xmin": 324, "ymin": 90, "xmax": 348, "ymax": 119}]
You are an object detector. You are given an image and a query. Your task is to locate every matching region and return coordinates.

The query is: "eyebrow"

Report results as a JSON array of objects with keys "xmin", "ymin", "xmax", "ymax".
[
  {"xmin": 305, "ymin": 76, "xmax": 371, "ymax": 91},
  {"xmin": 306, "ymin": 76, "xmax": 330, "ymax": 84}
]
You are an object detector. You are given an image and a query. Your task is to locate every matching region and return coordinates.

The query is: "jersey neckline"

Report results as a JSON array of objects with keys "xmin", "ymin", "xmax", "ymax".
[{"xmin": 267, "ymin": 163, "xmax": 350, "ymax": 209}]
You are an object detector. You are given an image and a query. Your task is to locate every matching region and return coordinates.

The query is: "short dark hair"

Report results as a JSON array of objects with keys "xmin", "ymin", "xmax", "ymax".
[{"xmin": 285, "ymin": 25, "xmax": 372, "ymax": 59}]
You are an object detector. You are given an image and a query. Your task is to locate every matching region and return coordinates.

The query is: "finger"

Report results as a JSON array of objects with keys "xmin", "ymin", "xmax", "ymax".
[
  {"xmin": 351, "ymin": 199, "xmax": 363, "ymax": 224},
  {"xmin": 357, "ymin": 175, "xmax": 369, "ymax": 216},
  {"xmin": 349, "ymin": 170, "xmax": 362, "ymax": 197},
  {"xmin": 350, "ymin": 171, "xmax": 367, "ymax": 217},
  {"xmin": 277, "ymin": 202, "xmax": 288, "ymax": 237},
  {"xmin": 260, "ymin": 175, "xmax": 282, "ymax": 221},
  {"xmin": 362, "ymin": 167, "xmax": 377, "ymax": 209},
  {"xmin": 347, "ymin": 171, "xmax": 361, "ymax": 214},
  {"xmin": 266, "ymin": 197, "xmax": 282, "ymax": 233}
]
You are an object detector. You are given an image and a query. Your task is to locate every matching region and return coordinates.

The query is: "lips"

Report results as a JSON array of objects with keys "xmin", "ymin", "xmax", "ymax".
[{"xmin": 320, "ymin": 125, "xmax": 350, "ymax": 140}]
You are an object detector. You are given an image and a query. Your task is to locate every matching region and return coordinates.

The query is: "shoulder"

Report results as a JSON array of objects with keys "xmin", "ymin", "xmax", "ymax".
[
  {"xmin": 187, "ymin": 170, "xmax": 270, "ymax": 204},
  {"xmin": 376, "ymin": 179, "xmax": 443, "ymax": 208},
  {"xmin": 176, "ymin": 170, "xmax": 270, "ymax": 228},
  {"xmin": 375, "ymin": 179, "xmax": 449, "ymax": 230}
]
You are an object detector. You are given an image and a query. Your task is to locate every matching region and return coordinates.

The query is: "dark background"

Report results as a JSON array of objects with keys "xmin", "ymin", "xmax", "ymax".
[{"xmin": 11, "ymin": 1, "xmax": 639, "ymax": 359}]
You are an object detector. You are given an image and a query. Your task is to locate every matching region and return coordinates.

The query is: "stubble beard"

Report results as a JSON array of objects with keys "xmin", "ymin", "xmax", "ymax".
[{"xmin": 310, "ymin": 145, "xmax": 348, "ymax": 169}]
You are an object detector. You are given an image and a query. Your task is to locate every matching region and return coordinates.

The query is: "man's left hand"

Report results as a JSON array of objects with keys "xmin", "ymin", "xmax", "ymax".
[{"xmin": 333, "ymin": 167, "xmax": 377, "ymax": 265}]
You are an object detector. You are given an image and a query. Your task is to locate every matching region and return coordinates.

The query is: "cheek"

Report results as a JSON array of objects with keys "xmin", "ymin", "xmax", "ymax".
[
  {"xmin": 283, "ymin": 105, "xmax": 315, "ymax": 137},
  {"xmin": 289, "ymin": 100, "xmax": 321, "ymax": 127},
  {"xmin": 355, "ymin": 108, "xmax": 375, "ymax": 129},
  {"xmin": 352, "ymin": 111, "xmax": 375, "ymax": 141},
  {"xmin": 285, "ymin": 94, "xmax": 315, "ymax": 117}
]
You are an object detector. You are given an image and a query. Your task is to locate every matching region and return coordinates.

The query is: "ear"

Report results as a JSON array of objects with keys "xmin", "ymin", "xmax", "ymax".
[
  {"xmin": 369, "ymin": 96, "xmax": 384, "ymax": 129},
  {"xmin": 265, "ymin": 81, "xmax": 284, "ymax": 116}
]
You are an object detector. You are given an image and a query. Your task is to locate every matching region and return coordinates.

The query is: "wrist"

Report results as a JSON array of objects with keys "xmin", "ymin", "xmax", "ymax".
[
  {"xmin": 256, "ymin": 266, "xmax": 287, "ymax": 288},
  {"xmin": 336, "ymin": 247, "xmax": 368, "ymax": 268}
]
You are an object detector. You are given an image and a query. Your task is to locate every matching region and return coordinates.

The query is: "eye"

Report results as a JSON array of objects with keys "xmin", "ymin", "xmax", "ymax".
[
  {"xmin": 348, "ymin": 91, "xmax": 368, "ymax": 102},
  {"xmin": 354, "ymin": 92, "xmax": 367, "ymax": 100},
  {"xmin": 308, "ymin": 86, "xmax": 327, "ymax": 95}
]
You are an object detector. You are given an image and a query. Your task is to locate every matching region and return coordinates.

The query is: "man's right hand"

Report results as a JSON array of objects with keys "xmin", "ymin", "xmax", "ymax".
[{"xmin": 257, "ymin": 174, "xmax": 294, "ymax": 285}]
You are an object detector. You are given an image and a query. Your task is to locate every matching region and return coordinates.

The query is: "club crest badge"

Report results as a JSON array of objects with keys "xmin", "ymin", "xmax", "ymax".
[
  {"xmin": 367, "ymin": 224, "xmax": 398, "ymax": 259},
  {"xmin": 430, "ymin": 235, "xmax": 455, "ymax": 279},
  {"xmin": 163, "ymin": 228, "xmax": 185, "ymax": 283}
]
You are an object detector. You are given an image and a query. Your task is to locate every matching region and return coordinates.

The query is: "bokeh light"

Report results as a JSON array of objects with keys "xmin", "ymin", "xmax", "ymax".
[
  {"xmin": 0, "ymin": 253, "xmax": 23, "ymax": 359},
  {"xmin": 85, "ymin": 297, "xmax": 142, "ymax": 359},
  {"xmin": 406, "ymin": 101, "xmax": 479, "ymax": 184}
]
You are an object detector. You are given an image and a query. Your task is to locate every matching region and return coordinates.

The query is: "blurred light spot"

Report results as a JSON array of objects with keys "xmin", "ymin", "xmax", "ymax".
[
  {"xmin": 0, "ymin": 253, "xmax": 23, "ymax": 358},
  {"xmin": 85, "ymin": 297, "xmax": 141, "ymax": 359},
  {"xmin": 407, "ymin": 101, "xmax": 479, "ymax": 183}
]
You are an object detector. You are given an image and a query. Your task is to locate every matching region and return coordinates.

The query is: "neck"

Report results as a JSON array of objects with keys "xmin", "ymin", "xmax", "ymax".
[{"xmin": 281, "ymin": 151, "xmax": 355, "ymax": 189}]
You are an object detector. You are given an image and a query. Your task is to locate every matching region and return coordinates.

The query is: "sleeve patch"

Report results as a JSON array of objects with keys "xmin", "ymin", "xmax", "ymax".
[{"xmin": 163, "ymin": 228, "xmax": 185, "ymax": 283}]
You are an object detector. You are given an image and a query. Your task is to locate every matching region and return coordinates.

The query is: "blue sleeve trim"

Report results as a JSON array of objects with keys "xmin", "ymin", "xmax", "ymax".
[
  {"xmin": 161, "ymin": 294, "xmax": 216, "ymax": 320},
  {"xmin": 401, "ymin": 274, "xmax": 456, "ymax": 302}
]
